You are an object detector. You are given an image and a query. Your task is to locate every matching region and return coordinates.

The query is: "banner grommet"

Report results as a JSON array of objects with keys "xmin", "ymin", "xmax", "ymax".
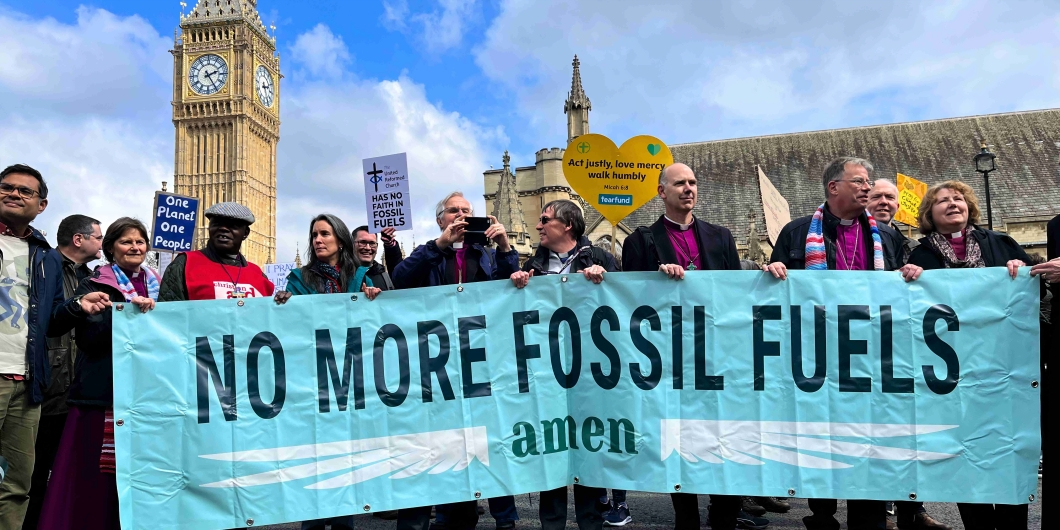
[
  {"xmin": 573, "ymin": 476, "xmax": 579, "ymax": 484},
  {"xmin": 1031, "ymin": 380, "xmax": 1039, "ymax": 388},
  {"xmin": 246, "ymin": 518, "xmax": 254, "ymax": 526},
  {"xmin": 351, "ymin": 295, "xmax": 358, "ymax": 301},
  {"xmin": 561, "ymin": 276, "xmax": 568, "ymax": 283},
  {"xmin": 673, "ymin": 484, "xmax": 681, "ymax": 491},
  {"xmin": 1029, "ymin": 494, "xmax": 1036, "ymax": 502},
  {"xmin": 787, "ymin": 489, "xmax": 795, "ymax": 497},
  {"xmin": 237, "ymin": 300, "xmax": 245, "ymax": 307},
  {"xmin": 363, "ymin": 505, "xmax": 371, "ymax": 512},
  {"xmin": 908, "ymin": 493, "xmax": 917, "ymax": 500},
  {"xmin": 116, "ymin": 304, "xmax": 124, "ymax": 311},
  {"xmin": 116, "ymin": 419, "xmax": 124, "ymax": 427},
  {"xmin": 474, "ymin": 491, "xmax": 481, "ymax": 499},
  {"xmin": 457, "ymin": 286, "xmax": 464, "ymax": 292}
]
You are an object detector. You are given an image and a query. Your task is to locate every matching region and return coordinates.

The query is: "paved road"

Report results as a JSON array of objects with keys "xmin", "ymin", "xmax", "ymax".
[{"xmin": 265, "ymin": 480, "xmax": 1042, "ymax": 529}]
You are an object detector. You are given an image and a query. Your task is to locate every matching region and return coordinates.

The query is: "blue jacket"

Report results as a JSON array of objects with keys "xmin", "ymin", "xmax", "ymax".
[
  {"xmin": 284, "ymin": 266, "xmax": 373, "ymax": 295},
  {"xmin": 3, "ymin": 227, "xmax": 66, "ymax": 405},
  {"xmin": 392, "ymin": 239, "xmax": 520, "ymax": 288}
]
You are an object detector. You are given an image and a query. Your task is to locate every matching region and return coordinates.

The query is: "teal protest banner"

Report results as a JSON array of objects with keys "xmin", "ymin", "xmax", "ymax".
[{"xmin": 113, "ymin": 269, "xmax": 1041, "ymax": 529}]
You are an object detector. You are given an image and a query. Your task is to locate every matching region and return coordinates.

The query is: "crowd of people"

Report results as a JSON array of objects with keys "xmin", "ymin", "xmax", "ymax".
[{"xmin": 0, "ymin": 156, "xmax": 1050, "ymax": 530}]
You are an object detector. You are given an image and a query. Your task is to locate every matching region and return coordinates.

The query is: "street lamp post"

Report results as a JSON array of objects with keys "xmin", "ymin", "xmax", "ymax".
[{"xmin": 973, "ymin": 142, "xmax": 997, "ymax": 231}]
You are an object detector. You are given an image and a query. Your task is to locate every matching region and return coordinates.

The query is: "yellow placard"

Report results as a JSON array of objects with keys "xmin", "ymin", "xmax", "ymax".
[
  {"xmin": 895, "ymin": 173, "xmax": 927, "ymax": 227},
  {"xmin": 562, "ymin": 134, "xmax": 674, "ymax": 224}
]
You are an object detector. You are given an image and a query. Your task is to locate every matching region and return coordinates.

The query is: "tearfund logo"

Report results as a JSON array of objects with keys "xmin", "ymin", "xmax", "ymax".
[{"xmin": 562, "ymin": 134, "xmax": 674, "ymax": 224}]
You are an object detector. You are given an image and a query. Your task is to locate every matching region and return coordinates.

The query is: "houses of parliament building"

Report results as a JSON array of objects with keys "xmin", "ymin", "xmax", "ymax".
[{"xmin": 484, "ymin": 57, "xmax": 1060, "ymax": 263}]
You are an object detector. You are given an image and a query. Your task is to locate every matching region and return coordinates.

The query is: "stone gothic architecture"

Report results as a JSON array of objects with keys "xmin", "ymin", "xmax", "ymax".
[
  {"xmin": 485, "ymin": 56, "xmax": 1060, "ymax": 263},
  {"xmin": 171, "ymin": 0, "xmax": 280, "ymax": 265}
]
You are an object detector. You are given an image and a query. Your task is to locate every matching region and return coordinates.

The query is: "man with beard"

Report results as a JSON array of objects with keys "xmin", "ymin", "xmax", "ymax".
[
  {"xmin": 622, "ymin": 163, "xmax": 768, "ymax": 530},
  {"xmin": 766, "ymin": 158, "xmax": 923, "ymax": 530},
  {"xmin": 159, "ymin": 202, "xmax": 274, "ymax": 301}
]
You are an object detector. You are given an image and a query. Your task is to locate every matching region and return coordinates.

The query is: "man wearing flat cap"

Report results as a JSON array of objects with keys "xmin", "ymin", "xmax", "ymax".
[{"xmin": 159, "ymin": 202, "xmax": 274, "ymax": 301}]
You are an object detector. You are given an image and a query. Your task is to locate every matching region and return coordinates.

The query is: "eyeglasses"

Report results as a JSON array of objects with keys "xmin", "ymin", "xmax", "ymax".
[
  {"xmin": 539, "ymin": 216, "xmax": 555, "ymax": 224},
  {"xmin": 355, "ymin": 241, "xmax": 378, "ymax": 248},
  {"xmin": 839, "ymin": 178, "xmax": 874, "ymax": 188},
  {"xmin": 0, "ymin": 183, "xmax": 41, "ymax": 200},
  {"xmin": 445, "ymin": 207, "xmax": 472, "ymax": 215}
]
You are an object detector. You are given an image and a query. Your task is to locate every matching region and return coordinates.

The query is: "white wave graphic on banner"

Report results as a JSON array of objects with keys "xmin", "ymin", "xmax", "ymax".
[
  {"xmin": 660, "ymin": 420, "xmax": 959, "ymax": 469},
  {"xmin": 199, "ymin": 426, "xmax": 489, "ymax": 489}
]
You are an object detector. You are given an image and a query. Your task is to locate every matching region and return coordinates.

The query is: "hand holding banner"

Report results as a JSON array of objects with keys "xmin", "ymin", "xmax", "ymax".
[{"xmin": 113, "ymin": 270, "xmax": 1040, "ymax": 529}]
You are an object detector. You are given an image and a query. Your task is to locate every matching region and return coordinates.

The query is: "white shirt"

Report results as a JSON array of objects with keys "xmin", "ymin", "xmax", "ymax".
[{"xmin": 0, "ymin": 235, "xmax": 30, "ymax": 375}]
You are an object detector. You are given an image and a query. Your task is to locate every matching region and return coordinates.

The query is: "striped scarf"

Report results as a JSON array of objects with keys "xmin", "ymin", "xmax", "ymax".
[
  {"xmin": 804, "ymin": 204, "xmax": 884, "ymax": 271},
  {"xmin": 110, "ymin": 264, "xmax": 160, "ymax": 302}
]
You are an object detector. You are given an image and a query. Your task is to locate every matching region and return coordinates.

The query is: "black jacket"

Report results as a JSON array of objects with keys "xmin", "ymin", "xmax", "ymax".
[
  {"xmin": 522, "ymin": 236, "xmax": 619, "ymax": 274},
  {"xmin": 906, "ymin": 225, "xmax": 1031, "ymax": 270},
  {"xmin": 0, "ymin": 226, "xmax": 67, "ymax": 406},
  {"xmin": 622, "ymin": 215, "xmax": 741, "ymax": 272},
  {"xmin": 770, "ymin": 207, "xmax": 904, "ymax": 271},
  {"xmin": 42, "ymin": 253, "xmax": 89, "ymax": 415},
  {"xmin": 49, "ymin": 267, "xmax": 131, "ymax": 408},
  {"xmin": 368, "ymin": 242, "xmax": 404, "ymax": 290}
]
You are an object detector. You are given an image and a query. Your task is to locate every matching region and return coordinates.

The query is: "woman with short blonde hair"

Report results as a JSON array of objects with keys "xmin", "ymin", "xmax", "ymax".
[{"xmin": 907, "ymin": 181, "xmax": 1031, "ymax": 529}]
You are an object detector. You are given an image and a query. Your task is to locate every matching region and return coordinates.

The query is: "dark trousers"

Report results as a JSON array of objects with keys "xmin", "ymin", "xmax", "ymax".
[
  {"xmin": 956, "ymin": 503, "xmax": 1029, "ymax": 530},
  {"xmin": 302, "ymin": 515, "xmax": 354, "ymax": 530},
  {"xmin": 539, "ymin": 485, "xmax": 604, "ymax": 530},
  {"xmin": 895, "ymin": 501, "xmax": 926, "ymax": 525},
  {"xmin": 671, "ymin": 492, "xmax": 741, "ymax": 530},
  {"xmin": 398, "ymin": 502, "xmax": 478, "ymax": 530},
  {"xmin": 436, "ymin": 496, "xmax": 518, "ymax": 525},
  {"xmin": 805, "ymin": 499, "xmax": 887, "ymax": 530},
  {"xmin": 24, "ymin": 412, "xmax": 67, "ymax": 530}
]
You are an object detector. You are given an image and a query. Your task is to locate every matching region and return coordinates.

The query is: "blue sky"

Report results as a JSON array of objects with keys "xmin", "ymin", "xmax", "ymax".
[{"xmin": 1, "ymin": 0, "xmax": 1057, "ymax": 262}]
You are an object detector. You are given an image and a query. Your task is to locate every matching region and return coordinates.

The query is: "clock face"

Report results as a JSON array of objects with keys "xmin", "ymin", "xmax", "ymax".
[
  {"xmin": 188, "ymin": 54, "xmax": 229, "ymax": 95},
  {"xmin": 255, "ymin": 65, "xmax": 275, "ymax": 107}
]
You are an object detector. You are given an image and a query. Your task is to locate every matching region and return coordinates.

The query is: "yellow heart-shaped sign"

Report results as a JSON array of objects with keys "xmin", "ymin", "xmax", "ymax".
[{"xmin": 562, "ymin": 134, "xmax": 674, "ymax": 224}]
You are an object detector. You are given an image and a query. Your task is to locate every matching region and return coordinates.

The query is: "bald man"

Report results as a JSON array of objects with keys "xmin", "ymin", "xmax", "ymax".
[
  {"xmin": 867, "ymin": 179, "xmax": 948, "ymax": 530},
  {"xmin": 622, "ymin": 163, "xmax": 756, "ymax": 530},
  {"xmin": 867, "ymin": 179, "xmax": 919, "ymax": 265}
]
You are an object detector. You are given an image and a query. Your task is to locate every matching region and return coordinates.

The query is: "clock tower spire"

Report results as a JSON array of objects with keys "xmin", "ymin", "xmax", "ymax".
[{"xmin": 171, "ymin": 0, "xmax": 280, "ymax": 264}]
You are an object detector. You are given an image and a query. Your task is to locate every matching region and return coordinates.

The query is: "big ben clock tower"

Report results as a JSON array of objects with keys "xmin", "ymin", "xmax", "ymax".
[{"xmin": 171, "ymin": 0, "xmax": 279, "ymax": 264}]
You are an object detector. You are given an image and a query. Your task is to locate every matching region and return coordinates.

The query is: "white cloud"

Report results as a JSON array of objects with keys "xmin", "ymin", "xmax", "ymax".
[
  {"xmin": 382, "ymin": 0, "xmax": 478, "ymax": 54},
  {"xmin": 289, "ymin": 23, "xmax": 351, "ymax": 79},
  {"xmin": 277, "ymin": 71, "xmax": 507, "ymax": 263},
  {"xmin": 0, "ymin": 8, "xmax": 503, "ymax": 269},
  {"xmin": 473, "ymin": 0, "xmax": 1060, "ymax": 144},
  {"xmin": 0, "ymin": 6, "xmax": 172, "ymax": 240}
]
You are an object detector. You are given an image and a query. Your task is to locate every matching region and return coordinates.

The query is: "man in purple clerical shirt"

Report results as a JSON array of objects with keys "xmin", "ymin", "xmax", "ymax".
[
  {"xmin": 621, "ymin": 162, "xmax": 754, "ymax": 530},
  {"xmin": 765, "ymin": 157, "xmax": 923, "ymax": 530}
]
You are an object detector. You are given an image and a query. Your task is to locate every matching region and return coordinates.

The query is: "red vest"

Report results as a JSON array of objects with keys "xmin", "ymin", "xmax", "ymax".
[{"xmin": 184, "ymin": 250, "xmax": 274, "ymax": 300}]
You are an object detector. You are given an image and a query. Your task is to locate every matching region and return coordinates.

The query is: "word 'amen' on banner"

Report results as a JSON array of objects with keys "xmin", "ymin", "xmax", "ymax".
[{"xmin": 112, "ymin": 270, "xmax": 1041, "ymax": 530}]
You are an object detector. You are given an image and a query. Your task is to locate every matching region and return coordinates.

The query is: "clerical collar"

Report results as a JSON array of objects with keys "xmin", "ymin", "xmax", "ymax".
[
  {"xmin": 452, "ymin": 242, "xmax": 464, "ymax": 249},
  {"xmin": 663, "ymin": 215, "xmax": 693, "ymax": 231},
  {"xmin": 838, "ymin": 219, "xmax": 856, "ymax": 226},
  {"xmin": 945, "ymin": 231, "xmax": 963, "ymax": 240}
]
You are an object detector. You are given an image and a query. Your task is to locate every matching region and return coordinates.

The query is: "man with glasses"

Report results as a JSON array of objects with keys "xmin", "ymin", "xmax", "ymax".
[
  {"xmin": 25, "ymin": 214, "xmax": 102, "ymax": 529},
  {"xmin": 765, "ymin": 157, "xmax": 922, "ymax": 530},
  {"xmin": 351, "ymin": 226, "xmax": 403, "ymax": 291},
  {"xmin": 0, "ymin": 164, "xmax": 70, "ymax": 527},
  {"xmin": 391, "ymin": 191, "xmax": 519, "ymax": 530},
  {"xmin": 509, "ymin": 199, "xmax": 616, "ymax": 530}
]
